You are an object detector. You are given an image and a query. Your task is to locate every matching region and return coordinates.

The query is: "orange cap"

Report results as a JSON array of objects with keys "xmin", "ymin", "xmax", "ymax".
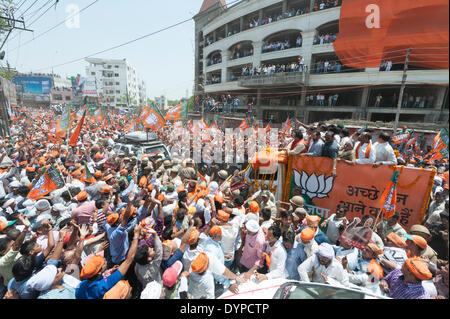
[
  {"xmin": 94, "ymin": 171, "xmax": 102, "ymax": 178},
  {"xmin": 80, "ymin": 255, "xmax": 105, "ymax": 280},
  {"xmin": 100, "ymin": 185, "xmax": 112, "ymax": 194},
  {"xmin": 106, "ymin": 213, "xmax": 119, "ymax": 226},
  {"xmin": 25, "ymin": 167, "xmax": 36, "ymax": 173},
  {"xmin": 120, "ymin": 169, "xmax": 128, "ymax": 176},
  {"xmin": 209, "ymin": 225, "xmax": 222, "ymax": 237},
  {"xmin": 249, "ymin": 201, "xmax": 260, "ymax": 213},
  {"xmin": 300, "ymin": 227, "xmax": 315, "ymax": 242},
  {"xmin": 306, "ymin": 215, "xmax": 321, "ymax": 227},
  {"xmin": 77, "ymin": 190, "xmax": 88, "ymax": 201},
  {"xmin": 191, "ymin": 252, "xmax": 209, "ymax": 274},
  {"xmin": 188, "ymin": 229, "xmax": 200, "ymax": 245},
  {"xmin": 410, "ymin": 235, "xmax": 427, "ymax": 249},
  {"xmin": 405, "ymin": 257, "xmax": 432, "ymax": 281},
  {"xmin": 177, "ymin": 185, "xmax": 185, "ymax": 193},
  {"xmin": 158, "ymin": 194, "xmax": 165, "ymax": 202},
  {"xmin": 216, "ymin": 210, "xmax": 230, "ymax": 222},
  {"xmin": 147, "ymin": 184, "xmax": 153, "ymax": 192},
  {"xmin": 387, "ymin": 232, "xmax": 407, "ymax": 248},
  {"xmin": 94, "ymin": 152, "xmax": 103, "ymax": 160}
]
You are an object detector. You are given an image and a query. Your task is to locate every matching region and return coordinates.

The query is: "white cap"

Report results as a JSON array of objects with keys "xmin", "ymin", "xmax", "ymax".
[
  {"xmin": 9, "ymin": 181, "xmax": 21, "ymax": 188},
  {"xmin": 245, "ymin": 219, "xmax": 260, "ymax": 233},
  {"xmin": 52, "ymin": 203, "xmax": 66, "ymax": 212},
  {"xmin": 140, "ymin": 281, "xmax": 162, "ymax": 299},
  {"xmin": 35, "ymin": 199, "xmax": 51, "ymax": 211}
]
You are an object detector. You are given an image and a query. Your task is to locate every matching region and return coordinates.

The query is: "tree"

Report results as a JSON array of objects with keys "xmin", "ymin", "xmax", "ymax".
[
  {"xmin": 119, "ymin": 93, "xmax": 138, "ymax": 108},
  {"xmin": 147, "ymin": 98, "xmax": 156, "ymax": 106},
  {"xmin": 1, "ymin": 1, "xmax": 15, "ymax": 39},
  {"xmin": 0, "ymin": 61, "xmax": 16, "ymax": 81}
]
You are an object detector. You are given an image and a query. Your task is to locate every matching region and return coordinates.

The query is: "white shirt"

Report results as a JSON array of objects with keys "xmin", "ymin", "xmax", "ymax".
[
  {"xmin": 188, "ymin": 254, "xmax": 226, "ymax": 299},
  {"xmin": 354, "ymin": 142, "xmax": 376, "ymax": 164},
  {"xmin": 220, "ymin": 223, "xmax": 240, "ymax": 261},
  {"xmin": 325, "ymin": 214, "xmax": 345, "ymax": 244},
  {"xmin": 266, "ymin": 239, "xmax": 288, "ymax": 280},
  {"xmin": 373, "ymin": 142, "xmax": 397, "ymax": 165},
  {"xmin": 297, "ymin": 255, "xmax": 349, "ymax": 287}
]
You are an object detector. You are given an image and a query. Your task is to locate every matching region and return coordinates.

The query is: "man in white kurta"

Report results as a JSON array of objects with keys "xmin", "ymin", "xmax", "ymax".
[
  {"xmin": 354, "ymin": 132, "xmax": 376, "ymax": 164},
  {"xmin": 373, "ymin": 132, "xmax": 397, "ymax": 167},
  {"xmin": 297, "ymin": 243, "xmax": 349, "ymax": 286}
]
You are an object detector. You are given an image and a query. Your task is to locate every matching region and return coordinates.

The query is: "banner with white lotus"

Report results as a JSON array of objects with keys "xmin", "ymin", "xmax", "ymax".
[{"xmin": 286, "ymin": 156, "xmax": 436, "ymax": 231}]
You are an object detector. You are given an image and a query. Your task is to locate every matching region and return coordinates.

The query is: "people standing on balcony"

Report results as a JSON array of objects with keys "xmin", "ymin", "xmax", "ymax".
[
  {"xmin": 296, "ymin": 36, "xmax": 302, "ymax": 47},
  {"xmin": 385, "ymin": 60, "xmax": 393, "ymax": 71},
  {"xmin": 374, "ymin": 93, "xmax": 383, "ymax": 107},
  {"xmin": 233, "ymin": 97, "xmax": 239, "ymax": 113}
]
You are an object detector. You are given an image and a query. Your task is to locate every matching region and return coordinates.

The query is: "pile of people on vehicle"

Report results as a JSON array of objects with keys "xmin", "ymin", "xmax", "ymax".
[{"xmin": 0, "ymin": 108, "xmax": 448, "ymax": 299}]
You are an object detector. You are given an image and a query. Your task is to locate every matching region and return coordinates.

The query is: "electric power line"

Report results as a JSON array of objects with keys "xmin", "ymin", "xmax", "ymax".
[
  {"xmin": 7, "ymin": 0, "xmax": 99, "ymax": 53},
  {"xmin": 27, "ymin": 0, "xmax": 57, "ymax": 27},
  {"xmin": 32, "ymin": 17, "xmax": 194, "ymax": 72},
  {"xmin": 17, "ymin": 0, "xmax": 38, "ymax": 17}
]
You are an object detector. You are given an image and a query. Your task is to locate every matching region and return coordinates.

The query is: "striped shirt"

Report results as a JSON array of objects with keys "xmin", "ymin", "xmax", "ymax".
[
  {"xmin": 89, "ymin": 209, "xmax": 107, "ymax": 234},
  {"xmin": 384, "ymin": 269, "xmax": 430, "ymax": 299}
]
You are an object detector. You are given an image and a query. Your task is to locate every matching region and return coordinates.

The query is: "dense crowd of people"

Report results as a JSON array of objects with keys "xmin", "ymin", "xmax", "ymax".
[
  {"xmin": 0, "ymin": 106, "xmax": 447, "ymax": 300},
  {"xmin": 261, "ymin": 36, "xmax": 302, "ymax": 53}
]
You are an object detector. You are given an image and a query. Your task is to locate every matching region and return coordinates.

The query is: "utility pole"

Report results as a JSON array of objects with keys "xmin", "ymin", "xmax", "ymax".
[
  {"xmin": 393, "ymin": 48, "xmax": 412, "ymax": 134},
  {"xmin": 0, "ymin": 7, "xmax": 33, "ymax": 51}
]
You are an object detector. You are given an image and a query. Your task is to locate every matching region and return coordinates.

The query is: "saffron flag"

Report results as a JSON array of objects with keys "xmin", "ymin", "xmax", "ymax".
[
  {"xmin": 142, "ymin": 106, "xmax": 166, "ymax": 130},
  {"xmin": 379, "ymin": 170, "xmax": 400, "ymax": 219},
  {"xmin": 392, "ymin": 133, "xmax": 410, "ymax": 145},
  {"xmin": 28, "ymin": 165, "xmax": 65, "ymax": 200},
  {"xmin": 69, "ymin": 108, "xmax": 87, "ymax": 147},
  {"xmin": 137, "ymin": 106, "xmax": 151, "ymax": 123},
  {"xmin": 239, "ymin": 119, "xmax": 249, "ymax": 131},
  {"xmin": 76, "ymin": 105, "xmax": 87, "ymax": 120},
  {"xmin": 165, "ymin": 102, "xmax": 188, "ymax": 121},
  {"xmin": 282, "ymin": 118, "xmax": 291, "ymax": 134},
  {"xmin": 427, "ymin": 128, "xmax": 449, "ymax": 160},
  {"xmin": 265, "ymin": 122, "xmax": 272, "ymax": 131},
  {"xmin": 125, "ymin": 120, "xmax": 137, "ymax": 132}
]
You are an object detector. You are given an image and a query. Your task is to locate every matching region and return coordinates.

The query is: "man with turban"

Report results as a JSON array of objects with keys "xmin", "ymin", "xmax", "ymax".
[
  {"xmin": 297, "ymin": 242, "xmax": 349, "ymax": 286},
  {"xmin": 379, "ymin": 257, "xmax": 432, "ymax": 299}
]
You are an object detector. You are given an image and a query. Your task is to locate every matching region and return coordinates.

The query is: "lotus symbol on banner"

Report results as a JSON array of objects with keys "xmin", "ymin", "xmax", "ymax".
[{"xmin": 293, "ymin": 170, "xmax": 335, "ymax": 199}]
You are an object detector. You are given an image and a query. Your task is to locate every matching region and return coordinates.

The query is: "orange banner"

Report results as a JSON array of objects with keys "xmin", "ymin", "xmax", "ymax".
[
  {"xmin": 287, "ymin": 156, "xmax": 435, "ymax": 231},
  {"xmin": 334, "ymin": 0, "xmax": 449, "ymax": 69}
]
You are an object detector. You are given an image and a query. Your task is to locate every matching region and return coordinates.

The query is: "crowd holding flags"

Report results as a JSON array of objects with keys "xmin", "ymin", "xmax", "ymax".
[{"xmin": 27, "ymin": 164, "xmax": 66, "ymax": 200}]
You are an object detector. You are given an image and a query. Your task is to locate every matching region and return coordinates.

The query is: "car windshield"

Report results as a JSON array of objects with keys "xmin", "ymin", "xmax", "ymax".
[
  {"xmin": 280, "ymin": 283, "xmax": 365, "ymax": 299},
  {"xmin": 144, "ymin": 146, "xmax": 168, "ymax": 158}
]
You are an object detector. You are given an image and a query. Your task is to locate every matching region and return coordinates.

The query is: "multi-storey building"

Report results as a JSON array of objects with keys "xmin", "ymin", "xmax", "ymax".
[
  {"xmin": 85, "ymin": 58, "xmax": 147, "ymax": 109},
  {"xmin": 194, "ymin": 0, "xmax": 449, "ymax": 125}
]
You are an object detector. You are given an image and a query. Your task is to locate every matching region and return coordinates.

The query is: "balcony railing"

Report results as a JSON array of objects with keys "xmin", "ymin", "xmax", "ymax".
[
  {"xmin": 238, "ymin": 70, "xmax": 305, "ymax": 87},
  {"xmin": 204, "ymin": 1, "xmax": 341, "ymax": 48}
]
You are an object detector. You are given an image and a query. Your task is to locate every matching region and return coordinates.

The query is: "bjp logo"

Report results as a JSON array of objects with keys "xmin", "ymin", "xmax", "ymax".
[{"xmin": 293, "ymin": 170, "xmax": 335, "ymax": 200}]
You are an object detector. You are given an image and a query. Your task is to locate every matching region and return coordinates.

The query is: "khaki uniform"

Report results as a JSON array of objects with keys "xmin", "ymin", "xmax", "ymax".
[{"xmin": 420, "ymin": 245, "xmax": 438, "ymax": 264}]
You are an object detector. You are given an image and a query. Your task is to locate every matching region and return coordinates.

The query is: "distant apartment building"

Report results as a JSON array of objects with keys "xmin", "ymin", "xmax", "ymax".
[
  {"xmin": 85, "ymin": 58, "xmax": 147, "ymax": 109},
  {"xmin": 194, "ymin": 0, "xmax": 449, "ymax": 125}
]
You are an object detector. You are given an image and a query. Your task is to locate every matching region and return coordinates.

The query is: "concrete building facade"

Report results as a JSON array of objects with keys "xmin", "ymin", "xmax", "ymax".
[
  {"xmin": 194, "ymin": 0, "xmax": 449, "ymax": 125},
  {"xmin": 85, "ymin": 58, "xmax": 147, "ymax": 109}
]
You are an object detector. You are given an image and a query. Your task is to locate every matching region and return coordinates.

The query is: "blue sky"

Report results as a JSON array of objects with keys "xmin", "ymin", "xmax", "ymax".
[{"xmin": 2, "ymin": 0, "xmax": 231, "ymax": 100}]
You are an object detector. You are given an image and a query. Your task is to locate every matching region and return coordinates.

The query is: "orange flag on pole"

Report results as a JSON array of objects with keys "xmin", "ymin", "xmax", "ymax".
[{"xmin": 69, "ymin": 108, "xmax": 86, "ymax": 147}]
